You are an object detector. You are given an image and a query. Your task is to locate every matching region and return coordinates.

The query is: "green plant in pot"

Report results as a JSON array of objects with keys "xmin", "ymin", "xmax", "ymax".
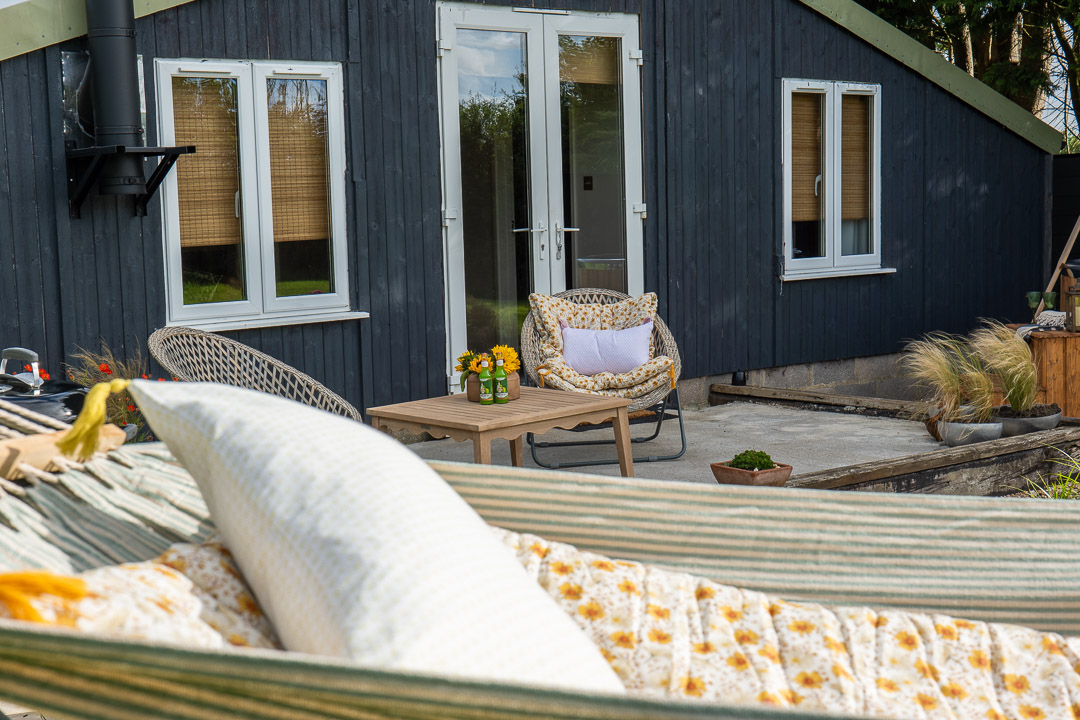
[
  {"xmin": 969, "ymin": 320, "xmax": 1061, "ymax": 436},
  {"xmin": 711, "ymin": 449, "xmax": 792, "ymax": 486},
  {"xmin": 904, "ymin": 332, "xmax": 1002, "ymax": 446}
]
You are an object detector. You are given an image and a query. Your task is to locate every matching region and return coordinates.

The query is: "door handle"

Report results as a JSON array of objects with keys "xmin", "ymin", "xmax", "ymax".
[
  {"xmin": 512, "ymin": 223, "xmax": 547, "ymax": 260},
  {"xmin": 555, "ymin": 223, "xmax": 579, "ymax": 261}
]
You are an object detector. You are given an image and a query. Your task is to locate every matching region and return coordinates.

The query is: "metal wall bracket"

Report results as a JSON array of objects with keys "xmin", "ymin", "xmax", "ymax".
[{"xmin": 66, "ymin": 144, "xmax": 196, "ymax": 219}]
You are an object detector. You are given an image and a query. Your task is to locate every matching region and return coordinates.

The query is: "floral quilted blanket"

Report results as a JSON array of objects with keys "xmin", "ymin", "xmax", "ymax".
[{"xmin": 495, "ymin": 528, "xmax": 1080, "ymax": 720}]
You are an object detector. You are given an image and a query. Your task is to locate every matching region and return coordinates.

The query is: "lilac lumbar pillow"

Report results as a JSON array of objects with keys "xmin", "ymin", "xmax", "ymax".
[{"xmin": 560, "ymin": 319, "xmax": 652, "ymax": 375}]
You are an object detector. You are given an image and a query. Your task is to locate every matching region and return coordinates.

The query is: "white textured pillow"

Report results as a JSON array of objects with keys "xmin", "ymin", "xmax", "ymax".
[
  {"xmin": 126, "ymin": 380, "xmax": 624, "ymax": 693},
  {"xmin": 561, "ymin": 319, "xmax": 652, "ymax": 375}
]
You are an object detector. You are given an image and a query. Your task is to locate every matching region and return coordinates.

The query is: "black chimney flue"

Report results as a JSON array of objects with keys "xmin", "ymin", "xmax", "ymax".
[{"xmin": 85, "ymin": 0, "xmax": 145, "ymax": 195}]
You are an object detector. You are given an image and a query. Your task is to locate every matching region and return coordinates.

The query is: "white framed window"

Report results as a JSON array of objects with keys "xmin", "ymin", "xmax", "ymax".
[
  {"xmin": 782, "ymin": 79, "xmax": 892, "ymax": 280},
  {"xmin": 156, "ymin": 59, "xmax": 360, "ymax": 330}
]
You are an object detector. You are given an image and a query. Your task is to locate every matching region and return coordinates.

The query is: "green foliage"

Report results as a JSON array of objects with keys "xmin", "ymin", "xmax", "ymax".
[
  {"xmin": 1022, "ymin": 446, "xmax": 1080, "ymax": 499},
  {"xmin": 729, "ymin": 450, "xmax": 776, "ymax": 471}
]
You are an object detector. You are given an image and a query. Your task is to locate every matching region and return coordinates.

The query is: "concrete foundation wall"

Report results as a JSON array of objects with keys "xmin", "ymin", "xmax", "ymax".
[{"xmin": 680, "ymin": 353, "xmax": 920, "ymax": 409}]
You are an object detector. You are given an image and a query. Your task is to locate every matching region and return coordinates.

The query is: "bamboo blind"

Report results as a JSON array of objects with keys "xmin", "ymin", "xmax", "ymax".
[
  {"xmin": 841, "ymin": 94, "xmax": 870, "ymax": 221},
  {"xmin": 172, "ymin": 77, "xmax": 243, "ymax": 249},
  {"xmin": 267, "ymin": 79, "xmax": 331, "ymax": 244},
  {"xmin": 791, "ymin": 92, "xmax": 823, "ymax": 223},
  {"xmin": 560, "ymin": 37, "xmax": 618, "ymax": 85}
]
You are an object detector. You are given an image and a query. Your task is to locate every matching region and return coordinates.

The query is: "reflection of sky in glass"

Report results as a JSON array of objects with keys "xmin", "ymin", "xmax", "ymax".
[
  {"xmin": 267, "ymin": 78, "xmax": 328, "ymax": 115},
  {"xmin": 457, "ymin": 29, "xmax": 526, "ymax": 101}
]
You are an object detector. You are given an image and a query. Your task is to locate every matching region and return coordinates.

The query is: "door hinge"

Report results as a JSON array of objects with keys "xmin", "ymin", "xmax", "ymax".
[
  {"xmin": 632, "ymin": 202, "xmax": 647, "ymax": 219},
  {"xmin": 437, "ymin": 38, "xmax": 452, "ymax": 57},
  {"xmin": 629, "ymin": 49, "xmax": 643, "ymax": 66},
  {"xmin": 442, "ymin": 208, "xmax": 458, "ymax": 227}
]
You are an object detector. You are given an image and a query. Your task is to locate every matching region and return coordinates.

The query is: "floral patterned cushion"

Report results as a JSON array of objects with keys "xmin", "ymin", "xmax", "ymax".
[
  {"xmin": 496, "ymin": 527, "xmax": 1080, "ymax": 720},
  {"xmin": 538, "ymin": 355, "xmax": 674, "ymax": 397}
]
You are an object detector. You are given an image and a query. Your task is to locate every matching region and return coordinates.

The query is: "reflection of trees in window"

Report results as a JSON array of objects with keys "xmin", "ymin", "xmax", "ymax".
[{"xmin": 559, "ymin": 36, "xmax": 621, "ymax": 175}]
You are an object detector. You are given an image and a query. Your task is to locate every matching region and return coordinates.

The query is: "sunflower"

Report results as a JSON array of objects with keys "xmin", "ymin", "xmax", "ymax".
[{"xmin": 490, "ymin": 345, "xmax": 521, "ymax": 373}]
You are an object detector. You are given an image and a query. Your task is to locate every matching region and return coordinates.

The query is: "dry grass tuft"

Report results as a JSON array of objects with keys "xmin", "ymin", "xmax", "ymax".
[{"xmin": 969, "ymin": 320, "xmax": 1038, "ymax": 413}]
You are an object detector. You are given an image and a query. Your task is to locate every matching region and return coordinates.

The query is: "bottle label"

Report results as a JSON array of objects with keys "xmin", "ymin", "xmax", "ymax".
[{"xmin": 495, "ymin": 381, "xmax": 507, "ymax": 399}]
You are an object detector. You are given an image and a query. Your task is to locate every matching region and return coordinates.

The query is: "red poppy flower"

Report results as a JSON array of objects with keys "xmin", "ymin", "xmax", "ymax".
[
  {"xmin": 157, "ymin": 378, "xmax": 166, "ymax": 381},
  {"xmin": 39, "ymin": 370, "xmax": 50, "ymax": 380},
  {"xmin": 24, "ymin": 364, "xmax": 32, "ymax": 372},
  {"xmin": 127, "ymin": 405, "xmax": 135, "ymax": 412},
  {"xmin": 99, "ymin": 363, "xmax": 112, "ymax": 375},
  {"xmin": 141, "ymin": 373, "xmax": 149, "ymax": 379}
]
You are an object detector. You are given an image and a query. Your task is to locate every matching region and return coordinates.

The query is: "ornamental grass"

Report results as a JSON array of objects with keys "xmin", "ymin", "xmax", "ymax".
[{"xmin": 969, "ymin": 319, "xmax": 1039, "ymax": 413}]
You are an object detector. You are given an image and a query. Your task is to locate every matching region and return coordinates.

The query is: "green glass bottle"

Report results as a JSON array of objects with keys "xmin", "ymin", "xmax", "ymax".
[
  {"xmin": 478, "ymin": 354, "xmax": 494, "ymax": 405},
  {"xmin": 493, "ymin": 352, "xmax": 509, "ymax": 404}
]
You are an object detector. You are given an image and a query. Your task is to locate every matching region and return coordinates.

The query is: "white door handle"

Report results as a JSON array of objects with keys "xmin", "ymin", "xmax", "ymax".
[
  {"xmin": 814, "ymin": 174, "xmax": 822, "ymax": 197},
  {"xmin": 555, "ymin": 223, "xmax": 579, "ymax": 260}
]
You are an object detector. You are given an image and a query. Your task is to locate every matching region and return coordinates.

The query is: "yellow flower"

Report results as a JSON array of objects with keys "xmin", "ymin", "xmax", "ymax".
[
  {"xmin": 592, "ymin": 560, "xmax": 615, "ymax": 572},
  {"xmin": 894, "ymin": 631, "xmax": 918, "ymax": 651},
  {"xmin": 935, "ymin": 623, "xmax": 958, "ymax": 640},
  {"xmin": 529, "ymin": 543, "xmax": 549, "ymax": 559},
  {"xmin": 468, "ymin": 356, "xmax": 482, "ymax": 374},
  {"xmin": 558, "ymin": 583, "xmax": 582, "ymax": 601},
  {"xmin": 577, "ymin": 601, "xmax": 605, "ymax": 621},
  {"xmin": 1071, "ymin": 704, "xmax": 1080, "ymax": 720},
  {"xmin": 721, "ymin": 605, "xmax": 742, "ymax": 622},
  {"xmin": 610, "ymin": 631, "xmax": 636, "ymax": 649},
  {"xmin": 693, "ymin": 641, "xmax": 717, "ymax": 655},
  {"xmin": 735, "ymin": 629, "xmax": 759, "ymax": 645},
  {"xmin": 550, "ymin": 561, "xmax": 575, "ymax": 576},
  {"xmin": 914, "ymin": 660, "xmax": 939, "ymax": 681},
  {"xmin": 600, "ymin": 647, "xmax": 616, "ymax": 664},
  {"xmin": 1004, "ymin": 674, "xmax": 1030, "ymax": 694},
  {"xmin": 491, "ymin": 345, "xmax": 521, "ymax": 373},
  {"xmin": 916, "ymin": 694, "xmax": 939, "ymax": 711},
  {"xmin": 832, "ymin": 663, "xmax": 852, "ymax": 681},
  {"xmin": 986, "ymin": 710, "xmax": 1008, "ymax": 720},
  {"xmin": 1041, "ymin": 636, "xmax": 1064, "ymax": 655},
  {"xmin": 648, "ymin": 628, "xmax": 672, "ymax": 644},
  {"xmin": 695, "ymin": 586, "xmax": 715, "ymax": 601},
  {"xmin": 795, "ymin": 672, "xmax": 823, "ymax": 689},
  {"xmin": 875, "ymin": 615, "xmax": 889, "ymax": 628},
  {"xmin": 876, "ymin": 678, "xmax": 899, "ymax": 693},
  {"xmin": 768, "ymin": 603, "xmax": 784, "ymax": 617},
  {"xmin": 758, "ymin": 645, "xmax": 781, "ymax": 663},
  {"xmin": 679, "ymin": 676, "xmax": 706, "ymax": 698},
  {"xmin": 646, "ymin": 604, "xmax": 670, "ymax": 620},
  {"xmin": 969, "ymin": 650, "xmax": 991, "ymax": 670},
  {"xmin": 824, "ymin": 636, "xmax": 844, "ymax": 654},
  {"xmin": 942, "ymin": 683, "xmax": 968, "ymax": 699},
  {"xmin": 1019, "ymin": 706, "xmax": 1046, "ymax": 720},
  {"xmin": 726, "ymin": 652, "xmax": 750, "ymax": 670},
  {"xmin": 788, "ymin": 620, "xmax": 815, "ymax": 634},
  {"xmin": 781, "ymin": 690, "xmax": 804, "ymax": 706},
  {"xmin": 617, "ymin": 579, "xmax": 640, "ymax": 595},
  {"xmin": 757, "ymin": 692, "xmax": 780, "ymax": 706},
  {"xmin": 955, "ymin": 619, "xmax": 976, "ymax": 630}
]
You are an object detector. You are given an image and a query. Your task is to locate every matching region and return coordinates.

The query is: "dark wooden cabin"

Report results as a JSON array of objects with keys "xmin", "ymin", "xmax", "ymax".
[{"xmin": 0, "ymin": 0, "xmax": 1060, "ymax": 412}]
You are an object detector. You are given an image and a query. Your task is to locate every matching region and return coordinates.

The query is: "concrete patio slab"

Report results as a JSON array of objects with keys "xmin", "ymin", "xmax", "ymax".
[{"xmin": 409, "ymin": 399, "xmax": 941, "ymax": 484}]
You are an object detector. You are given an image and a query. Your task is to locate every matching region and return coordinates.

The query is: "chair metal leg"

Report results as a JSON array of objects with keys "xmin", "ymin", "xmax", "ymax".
[{"xmin": 528, "ymin": 388, "xmax": 688, "ymax": 469}]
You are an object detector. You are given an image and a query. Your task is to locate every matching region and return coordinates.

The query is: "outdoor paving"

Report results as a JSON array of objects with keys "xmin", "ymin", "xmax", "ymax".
[{"xmin": 409, "ymin": 399, "xmax": 941, "ymax": 484}]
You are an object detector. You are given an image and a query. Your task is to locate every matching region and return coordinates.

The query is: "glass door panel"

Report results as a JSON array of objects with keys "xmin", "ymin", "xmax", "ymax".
[
  {"xmin": 456, "ymin": 29, "xmax": 533, "ymax": 351},
  {"xmin": 557, "ymin": 35, "xmax": 626, "ymax": 293}
]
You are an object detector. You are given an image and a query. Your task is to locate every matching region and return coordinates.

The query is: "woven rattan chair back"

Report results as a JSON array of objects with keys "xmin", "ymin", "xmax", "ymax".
[
  {"xmin": 148, "ymin": 326, "xmax": 363, "ymax": 422},
  {"xmin": 520, "ymin": 288, "xmax": 682, "ymax": 414}
]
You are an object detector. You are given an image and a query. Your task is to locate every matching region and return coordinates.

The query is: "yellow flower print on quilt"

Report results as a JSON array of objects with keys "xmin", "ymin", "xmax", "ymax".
[{"xmin": 495, "ymin": 527, "xmax": 1080, "ymax": 720}]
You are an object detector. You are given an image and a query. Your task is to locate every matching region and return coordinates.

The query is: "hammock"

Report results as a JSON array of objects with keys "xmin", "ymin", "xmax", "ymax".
[{"xmin": 0, "ymin": 400, "xmax": 1078, "ymax": 719}]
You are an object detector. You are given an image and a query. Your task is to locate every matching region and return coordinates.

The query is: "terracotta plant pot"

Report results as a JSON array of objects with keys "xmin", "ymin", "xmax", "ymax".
[
  {"xmin": 465, "ymin": 372, "xmax": 520, "ymax": 402},
  {"xmin": 710, "ymin": 461, "xmax": 793, "ymax": 487}
]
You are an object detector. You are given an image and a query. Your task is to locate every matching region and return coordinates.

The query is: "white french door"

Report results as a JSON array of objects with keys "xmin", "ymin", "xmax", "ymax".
[{"xmin": 437, "ymin": 2, "xmax": 644, "ymax": 386}]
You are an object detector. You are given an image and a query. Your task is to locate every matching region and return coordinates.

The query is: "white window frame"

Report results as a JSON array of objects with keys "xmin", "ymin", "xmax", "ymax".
[
  {"xmin": 782, "ymin": 78, "xmax": 892, "ymax": 281},
  {"xmin": 156, "ymin": 58, "xmax": 359, "ymax": 330}
]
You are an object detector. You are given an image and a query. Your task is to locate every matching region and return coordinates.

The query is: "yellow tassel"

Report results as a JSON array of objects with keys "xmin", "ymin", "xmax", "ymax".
[
  {"xmin": 536, "ymin": 365, "xmax": 549, "ymax": 388},
  {"xmin": 668, "ymin": 365, "xmax": 677, "ymax": 390},
  {"xmin": 57, "ymin": 379, "xmax": 131, "ymax": 461},
  {"xmin": 0, "ymin": 571, "xmax": 87, "ymax": 623}
]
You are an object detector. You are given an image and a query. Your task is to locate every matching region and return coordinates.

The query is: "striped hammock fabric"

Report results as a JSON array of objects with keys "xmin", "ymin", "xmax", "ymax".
[{"xmin": 0, "ymin": 439, "xmax": 1078, "ymax": 718}]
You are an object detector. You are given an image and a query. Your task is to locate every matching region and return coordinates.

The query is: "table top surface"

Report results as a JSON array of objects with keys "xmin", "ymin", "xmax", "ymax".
[{"xmin": 367, "ymin": 386, "xmax": 631, "ymax": 432}]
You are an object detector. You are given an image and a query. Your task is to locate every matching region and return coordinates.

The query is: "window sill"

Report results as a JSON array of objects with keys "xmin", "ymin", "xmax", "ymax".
[
  {"xmin": 781, "ymin": 267, "xmax": 896, "ymax": 282},
  {"xmin": 167, "ymin": 310, "xmax": 370, "ymax": 332}
]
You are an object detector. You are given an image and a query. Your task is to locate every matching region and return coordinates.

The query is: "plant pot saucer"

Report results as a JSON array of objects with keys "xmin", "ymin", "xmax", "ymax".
[
  {"xmin": 938, "ymin": 420, "xmax": 1002, "ymax": 447},
  {"xmin": 710, "ymin": 462, "xmax": 792, "ymax": 487}
]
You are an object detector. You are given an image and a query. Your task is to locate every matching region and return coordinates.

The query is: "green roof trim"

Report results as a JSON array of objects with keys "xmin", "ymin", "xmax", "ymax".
[
  {"xmin": 0, "ymin": 0, "xmax": 196, "ymax": 64},
  {"xmin": 798, "ymin": 0, "xmax": 1062, "ymax": 154}
]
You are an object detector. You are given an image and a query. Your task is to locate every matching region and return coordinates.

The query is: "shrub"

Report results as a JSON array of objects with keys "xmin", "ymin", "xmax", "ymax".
[
  {"xmin": 969, "ymin": 319, "xmax": 1038, "ymax": 413},
  {"xmin": 729, "ymin": 449, "xmax": 775, "ymax": 471},
  {"xmin": 903, "ymin": 331, "xmax": 996, "ymax": 422}
]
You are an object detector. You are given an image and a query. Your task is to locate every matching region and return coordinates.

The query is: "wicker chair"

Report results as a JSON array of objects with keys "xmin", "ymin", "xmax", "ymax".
[
  {"xmin": 147, "ymin": 326, "xmax": 363, "ymax": 422},
  {"xmin": 520, "ymin": 288, "xmax": 686, "ymax": 468}
]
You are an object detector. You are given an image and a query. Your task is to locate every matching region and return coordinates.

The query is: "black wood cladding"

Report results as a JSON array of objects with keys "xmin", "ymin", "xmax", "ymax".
[{"xmin": 0, "ymin": 0, "xmax": 1049, "ymax": 413}]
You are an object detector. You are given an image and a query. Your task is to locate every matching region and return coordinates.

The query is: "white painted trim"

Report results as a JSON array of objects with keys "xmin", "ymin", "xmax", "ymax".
[
  {"xmin": 169, "ymin": 310, "xmax": 369, "ymax": 332},
  {"xmin": 782, "ymin": 78, "xmax": 883, "ymax": 276},
  {"xmin": 156, "ymin": 58, "xmax": 353, "ymax": 328},
  {"xmin": 782, "ymin": 266, "xmax": 896, "ymax": 281}
]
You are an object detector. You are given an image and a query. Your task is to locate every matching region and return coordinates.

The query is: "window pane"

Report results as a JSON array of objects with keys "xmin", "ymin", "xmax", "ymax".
[
  {"xmin": 457, "ymin": 29, "xmax": 532, "ymax": 352},
  {"xmin": 841, "ymin": 93, "xmax": 872, "ymax": 256},
  {"xmin": 267, "ymin": 77, "xmax": 333, "ymax": 298},
  {"xmin": 172, "ymin": 77, "xmax": 246, "ymax": 305},
  {"xmin": 791, "ymin": 92, "xmax": 825, "ymax": 260},
  {"xmin": 559, "ymin": 35, "xmax": 627, "ymax": 293}
]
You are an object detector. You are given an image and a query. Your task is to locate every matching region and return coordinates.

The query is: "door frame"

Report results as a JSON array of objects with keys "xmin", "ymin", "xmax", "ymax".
[{"xmin": 436, "ymin": 2, "xmax": 645, "ymax": 389}]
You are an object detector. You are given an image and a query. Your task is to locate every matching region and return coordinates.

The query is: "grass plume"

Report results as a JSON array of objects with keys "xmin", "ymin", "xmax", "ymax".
[{"xmin": 969, "ymin": 319, "xmax": 1038, "ymax": 412}]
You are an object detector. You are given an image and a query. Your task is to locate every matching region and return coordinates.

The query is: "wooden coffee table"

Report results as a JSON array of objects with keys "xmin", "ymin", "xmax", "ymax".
[{"xmin": 368, "ymin": 386, "xmax": 635, "ymax": 477}]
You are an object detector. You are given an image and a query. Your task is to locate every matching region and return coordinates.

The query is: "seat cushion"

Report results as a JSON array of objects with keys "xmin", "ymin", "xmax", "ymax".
[
  {"xmin": 125, "ymin": 380, "xmax": 626, "ymax": 694},
  {"xmin": 539, "ymin": 355, "xmax": 674, "ymax": 397}
]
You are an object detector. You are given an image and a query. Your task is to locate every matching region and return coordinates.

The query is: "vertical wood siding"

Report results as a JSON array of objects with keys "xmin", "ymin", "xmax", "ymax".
[{"xmin": 0, "ymin": 0, "xmax": 1050, "ymax": 411}]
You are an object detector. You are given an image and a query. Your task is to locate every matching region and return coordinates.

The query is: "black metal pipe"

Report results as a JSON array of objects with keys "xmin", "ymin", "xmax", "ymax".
[{"xmin": 85, "ymin": 0, "xmax": 145, "ymax": 195}]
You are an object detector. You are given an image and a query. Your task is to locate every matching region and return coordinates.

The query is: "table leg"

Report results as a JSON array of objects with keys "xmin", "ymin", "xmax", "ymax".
[
  {"xmin": 509, "ymin": 435, "xmax": 524, "ymax": 468},
  {"xmin": 473, "ymin": 435, "xmax": 492, "ymax": 465},
  {"xmin": 613, "ymin": 407, "xmax": 634, "ymax": 478},
  {"xmin": 373, "ymin": 418, "xmax": 389, "ymax": 435}
]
